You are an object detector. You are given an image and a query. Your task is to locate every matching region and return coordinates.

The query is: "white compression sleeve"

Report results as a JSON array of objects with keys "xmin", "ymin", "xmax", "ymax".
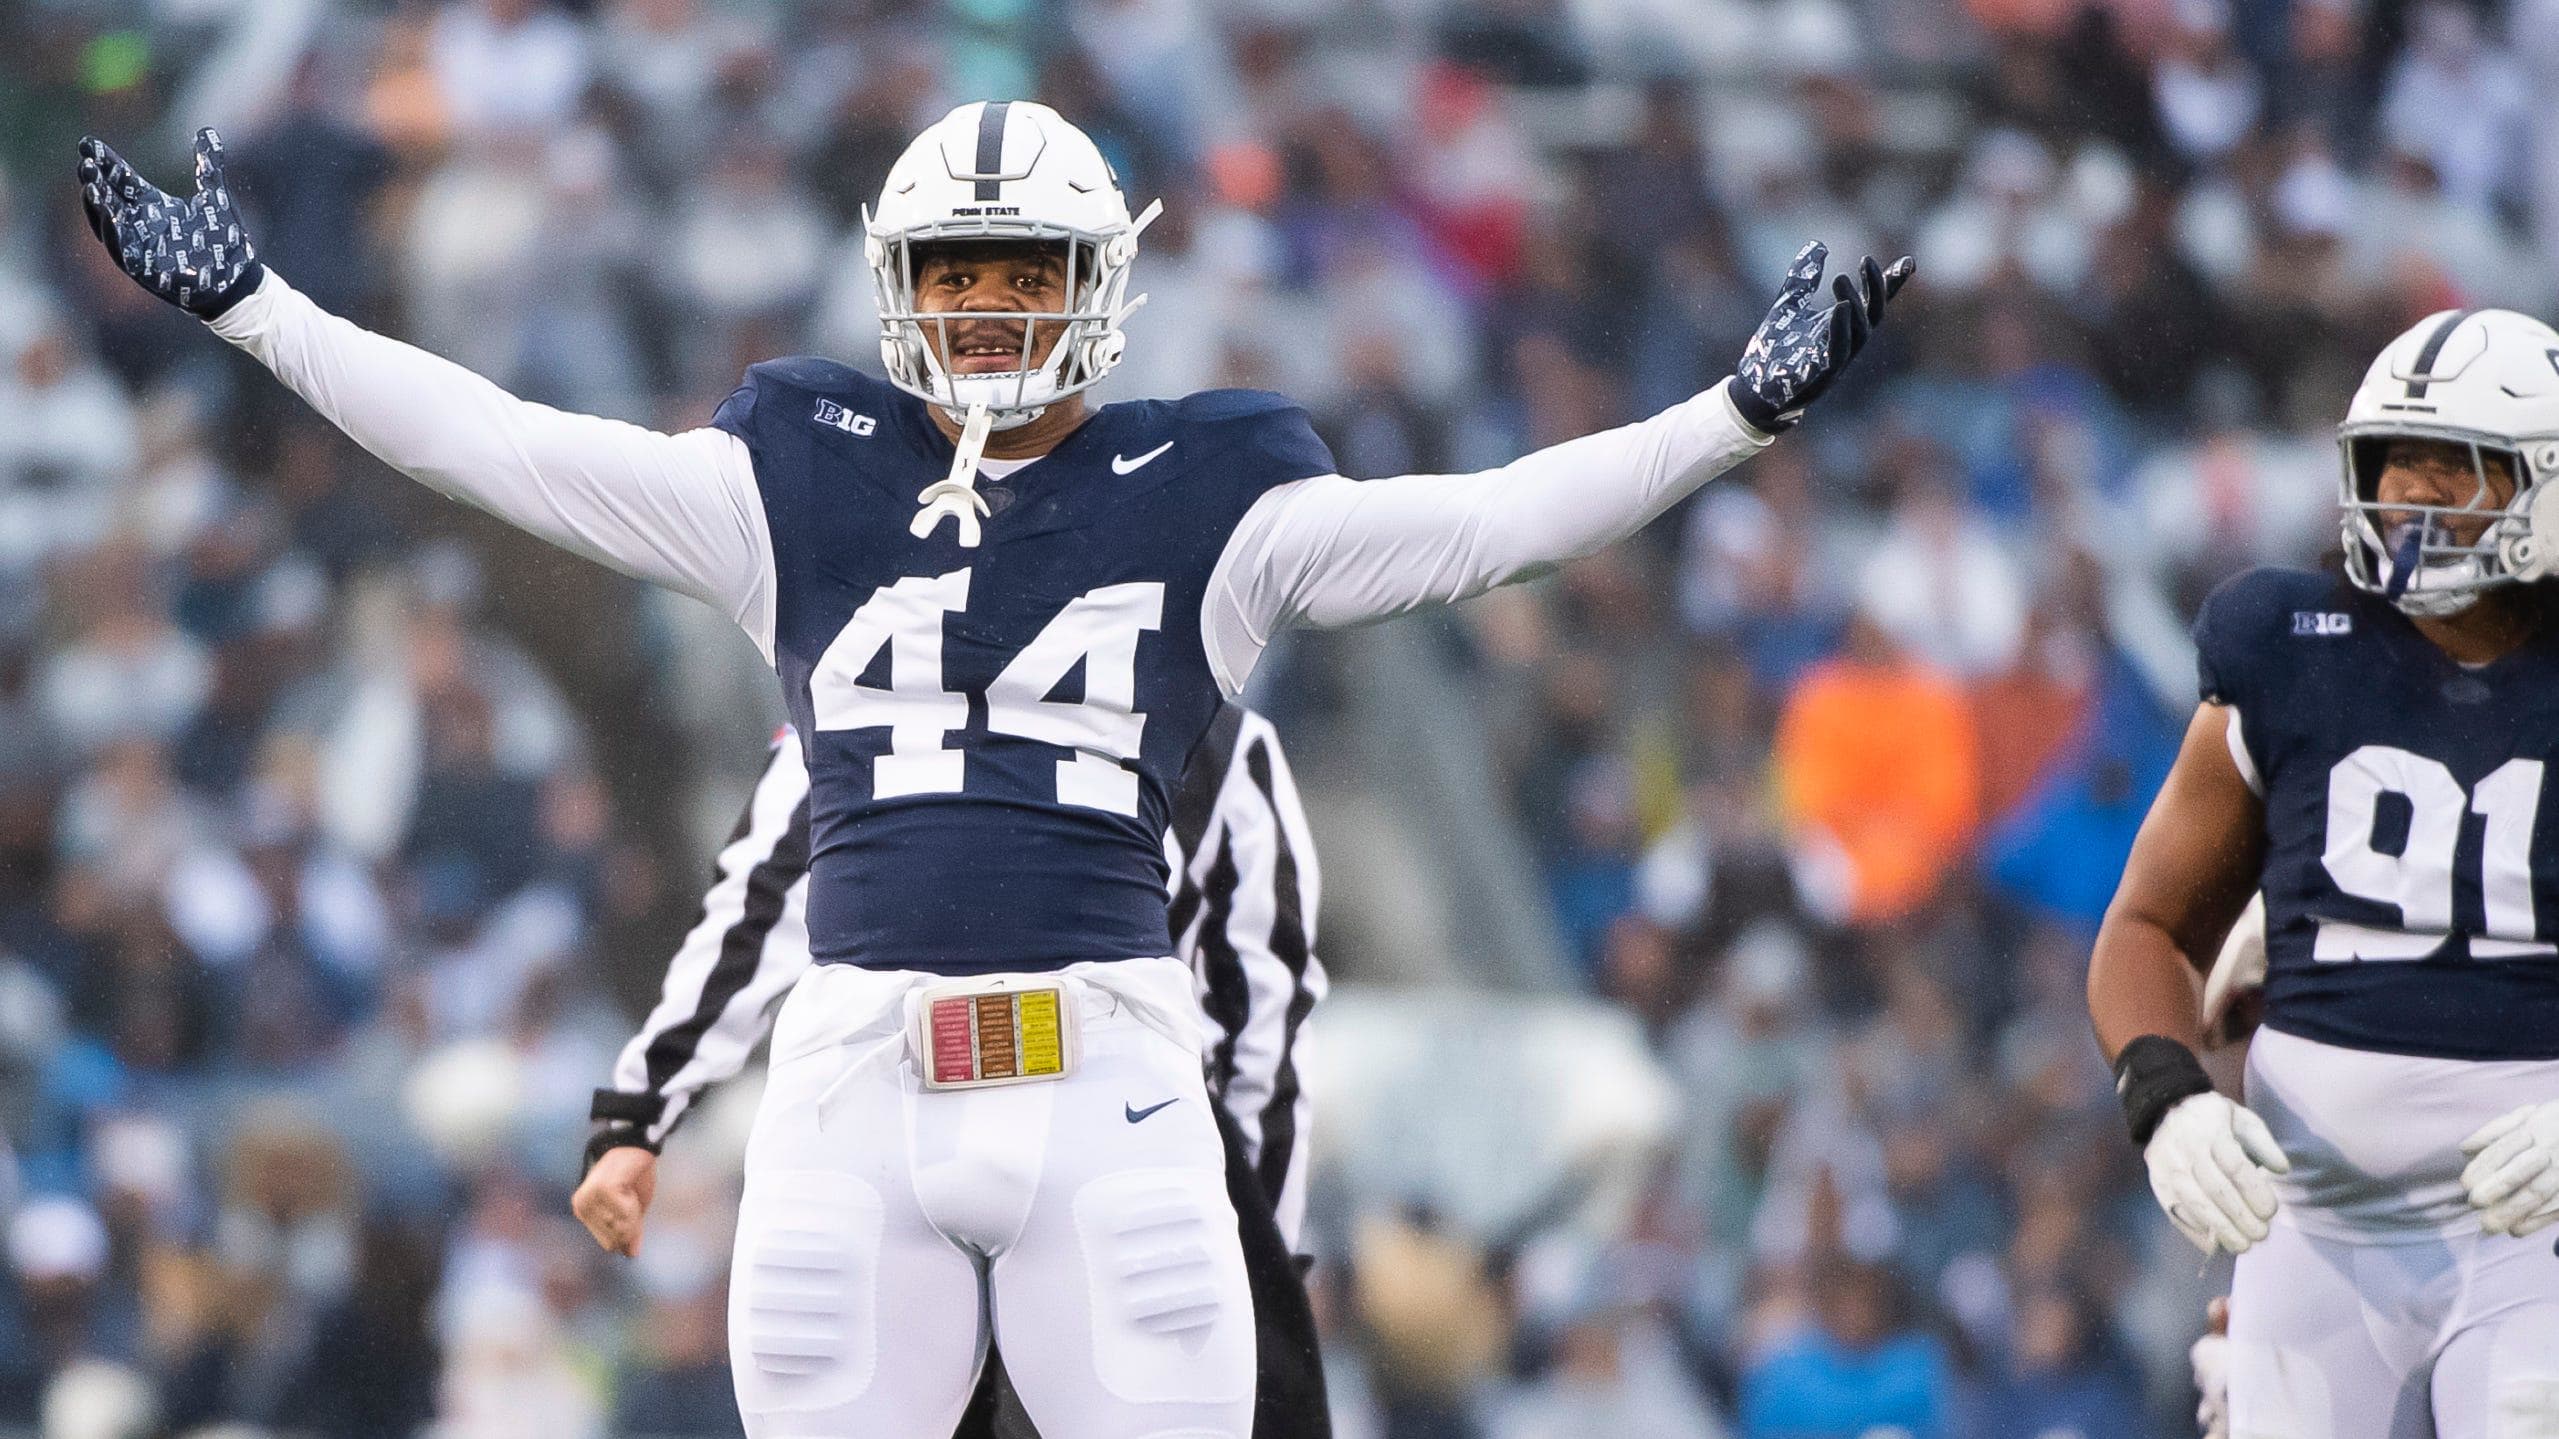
[
  {"xmin": 208, "ymin": 272, "xmax": 777, "ymax": 657},
  {"xmin": 1201, "ymin": 378, "xmax": 1772, "ymax": 691}
]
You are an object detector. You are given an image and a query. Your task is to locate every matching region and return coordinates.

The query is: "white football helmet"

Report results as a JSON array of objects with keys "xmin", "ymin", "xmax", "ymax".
[
  {"xmin": 864, "ymin": 100, "xmax": 1160, "ymax": 430},
  {"xmin": 2338, "ymin": 308, "xmax": 2559, "ymax": 615}
]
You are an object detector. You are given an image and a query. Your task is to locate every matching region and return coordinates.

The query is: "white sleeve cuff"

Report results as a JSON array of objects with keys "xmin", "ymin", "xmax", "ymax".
[
  {"xmin": 1713, "ymin": 376, "xmax": 1780, "ymax": 446},
  {"xmin": 2223, "ymin": 706, "xmax": 2264, "ymax": 797}
]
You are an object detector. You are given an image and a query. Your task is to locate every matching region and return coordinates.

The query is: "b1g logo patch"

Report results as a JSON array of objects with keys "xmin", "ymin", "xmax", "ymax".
[
  {"xmin": 813, "ymin": 398, "xmax": 876, "ymax": 436},
  {"xmin": 2292, "ymin": 611, "xmax": 2353, "ymax": 637}
]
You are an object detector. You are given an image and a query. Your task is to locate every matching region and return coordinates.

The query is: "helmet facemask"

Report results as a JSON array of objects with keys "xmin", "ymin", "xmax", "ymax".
[
  {"xmin": 2338, "ymin": 428, "xmax": 2541, "ymax": 617},
  {"xmin": 865, "ymin": 216, "xmax": 1151, "ymax": 431}
]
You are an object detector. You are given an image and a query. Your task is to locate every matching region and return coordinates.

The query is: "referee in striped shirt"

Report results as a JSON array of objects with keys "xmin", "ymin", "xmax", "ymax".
[{"xmin": 574, "ymin": 703, "xmax": 1329, "ymax": 1439}]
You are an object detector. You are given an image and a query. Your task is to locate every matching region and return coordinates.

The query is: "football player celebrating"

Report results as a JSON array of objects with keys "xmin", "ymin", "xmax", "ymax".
[
  {"xmin": 2089, "ymin": 308, "xmax": 2559, "ymax": 1438},
  {"xmin": 78, "ymin": 112, "xmax": 1911, "ymax": 1439}
]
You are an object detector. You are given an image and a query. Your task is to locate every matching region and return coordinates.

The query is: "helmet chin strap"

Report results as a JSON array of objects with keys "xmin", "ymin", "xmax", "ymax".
[
  {"xmin": 2399, "ymin": 584, "xmax": 2483, "ymax": 618},
  {"xmin": 935, "ymin": 399, "xmax": 1042, "ymax": 431},
  {"xmin": 2384, "ymin": 525, "xmax": 2423, "ymax": 601},
  {"xmin": 911, "ymin": 401, "xmax": 996, "ymax": 547},
  {"xmin": 2383, "ymin": 520, "xmax": 2488, "ymax": 616},
  {"xmin": 929, "ymin": 352, "xmax": 1064, "ymax": 432}
]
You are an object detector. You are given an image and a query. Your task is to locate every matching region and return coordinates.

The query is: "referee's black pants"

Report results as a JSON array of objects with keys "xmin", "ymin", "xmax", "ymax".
[{"xmin": 953, "ymin": 1100, "xmax": 1332, "ymax": 1439}]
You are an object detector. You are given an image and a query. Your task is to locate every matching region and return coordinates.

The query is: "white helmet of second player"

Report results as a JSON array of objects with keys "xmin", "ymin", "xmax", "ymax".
[
  {"xmin": 864, "ymin": 100, "xmax": 1161, "ymax": 429},
  {"xmin": 2339, "ymin": 308, "xmax": 2559, "ymax": 615}
]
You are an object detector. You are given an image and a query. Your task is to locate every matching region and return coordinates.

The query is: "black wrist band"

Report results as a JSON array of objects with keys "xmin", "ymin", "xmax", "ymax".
[
  {"xmin": 590, "ymin": 1088, "xmax": 666, "ymax": 1125},
  {"xmin": 583, "ymin": 1122, "xmax": 659, "ymax": 1175},
  {"xmin": 197, "ymin": 260, "xmax": 266, "ymax": 319},
  {"xmin": 1727, "ymin": 383, "xmax": 1789, "ymax": 437},
  {"xmin": 2113, "ymin": 1035, "xmax": 2214, "ymax": 1148}
]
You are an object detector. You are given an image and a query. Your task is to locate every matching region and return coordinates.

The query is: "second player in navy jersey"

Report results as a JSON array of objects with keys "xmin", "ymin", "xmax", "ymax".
[
  {"xmin": 2090, "ymin": 308, "xmax": 2559, "ymax": 1439},
  {"xmin": 78, "ymin": 106, "xmax": 1911, "ymax": 1439},
  {"xmin": 2195, "ymin": 565, "xmax": 2559, "ymax": 1060}
]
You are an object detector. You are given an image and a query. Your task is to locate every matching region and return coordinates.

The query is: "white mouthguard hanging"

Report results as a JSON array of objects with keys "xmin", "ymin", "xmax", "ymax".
[{"xmin": 911, "ymin": 402, "xmax": 996, "ymax": 547}]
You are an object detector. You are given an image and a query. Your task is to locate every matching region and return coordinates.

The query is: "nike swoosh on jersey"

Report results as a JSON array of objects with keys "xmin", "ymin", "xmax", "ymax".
[
  {"xmin": 1111, "ymin": 441, "xmax": 1174, "ymax": 475},
  {"xmin": 1124, "ymin": 1098, "xmax": 1179, "ymax": 1124}
]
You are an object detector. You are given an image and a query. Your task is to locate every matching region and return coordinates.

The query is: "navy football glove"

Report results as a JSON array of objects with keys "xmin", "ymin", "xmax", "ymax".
[
  {"xmin": 77, "ymin": 128, "xmax": 265, "ymax": 320},
  {"xmin": 1729, "ymin": 243, "xmax": 1913, "ymax": 435}
]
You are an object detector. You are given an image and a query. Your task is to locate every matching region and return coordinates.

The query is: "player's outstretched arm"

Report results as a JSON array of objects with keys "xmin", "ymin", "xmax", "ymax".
[
  {"xmin": 1206, "ymin": 244, "xmax": 1908, "ymax": 678},
  {"xmin": 577, "ymin": 732, "xmax": 815, "ymax": 1253},
  {"xmin": 2091, "ymin": 702, "xmax": 2288, "ymax": 1255},
  {"xmin": 78, "ymin": 130, "xmax": 772, "ymax": 644}
]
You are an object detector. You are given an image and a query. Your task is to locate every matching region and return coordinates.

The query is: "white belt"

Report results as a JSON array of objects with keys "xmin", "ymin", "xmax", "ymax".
[{"xmin": 806, "ymin": 959, "xmax": 1199, "ymax": 1122}]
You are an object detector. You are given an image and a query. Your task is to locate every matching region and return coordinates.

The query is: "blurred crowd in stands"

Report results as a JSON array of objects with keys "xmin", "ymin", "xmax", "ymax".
[{"xmin": 3, "ymin": 0, "xmax": 2556, "ymax": 1435}]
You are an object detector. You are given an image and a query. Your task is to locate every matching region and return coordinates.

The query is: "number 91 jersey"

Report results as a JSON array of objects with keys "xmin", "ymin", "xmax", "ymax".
[
  {"xmin": 2200, "ymin": 567, "xmax": 2559, "ymax": 1059},
  {"xmin": 713, "ymin": 359, "xmax": 1334, "ymax": 974}
]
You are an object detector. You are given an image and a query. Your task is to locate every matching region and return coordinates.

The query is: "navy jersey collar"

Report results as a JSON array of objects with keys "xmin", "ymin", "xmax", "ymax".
[
  {"xmin": 882, "ymin": 394, "xmax": 1184, "ymax": 540},
  {"xmin": 888, "ymin": 391, "xmax": 1113, "ymax": 480},
  {"xmin": 2357, "ymin": 576, "xmax": 2559, "ymax": 682}
]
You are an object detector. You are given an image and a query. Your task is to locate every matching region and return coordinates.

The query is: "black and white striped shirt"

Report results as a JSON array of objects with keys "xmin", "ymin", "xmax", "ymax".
[{"xmin": 592, "ymin": 703, "xmax": 1325, "ymax": 1241}]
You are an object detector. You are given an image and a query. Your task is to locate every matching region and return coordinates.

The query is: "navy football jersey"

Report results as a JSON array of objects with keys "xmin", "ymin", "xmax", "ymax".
[
  {"xmin": 2199, "ymin": 567, "xmax": 2559, "ymax": 1059},
  {"xmin": 712, "ymin": 360, "xmax": 1334, "ymax": 973}
]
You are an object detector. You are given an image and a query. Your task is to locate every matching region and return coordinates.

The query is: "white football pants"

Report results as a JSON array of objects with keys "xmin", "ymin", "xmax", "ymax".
[
  {"xmin": 2229, "ymin": 1216, "xmax": 2559, "ymax": 1438},
  {"xmin": 728, "ymin": 955, "xmax": 1256, "ymax": 1439}
]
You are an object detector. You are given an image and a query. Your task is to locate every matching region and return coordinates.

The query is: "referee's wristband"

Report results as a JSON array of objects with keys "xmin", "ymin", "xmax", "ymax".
[
  {"xmin": 583, "ymin": 1122, "xmax": 660, "ymax": 1175},
  {"xmin": 2112, "ymin": 1035, "xmax": 2214, "ymax": 1148}
]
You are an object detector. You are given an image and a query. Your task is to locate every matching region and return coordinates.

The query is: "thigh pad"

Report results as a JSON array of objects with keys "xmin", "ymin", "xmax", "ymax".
[
  {"xmin": 732, "ymin": 1169, "xmax": 886, "ymax": 1416},
  {"xmin": 1071, "ymin": 1167, "xmax": 1254, "ymax": 1408}
]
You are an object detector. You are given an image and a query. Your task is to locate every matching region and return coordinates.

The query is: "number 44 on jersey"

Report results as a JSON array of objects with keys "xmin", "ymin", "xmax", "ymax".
[{"xmin": 812, "ymin": 569, "xmax": 1165, "ymax": 817}]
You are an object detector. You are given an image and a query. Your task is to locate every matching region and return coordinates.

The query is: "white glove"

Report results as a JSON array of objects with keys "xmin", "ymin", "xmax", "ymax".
[
  {"xmin": 2459, "ymin": 1100, "xmax": 2559, "ymax": 1237},
  {"xmin": 2145, "ymin": 1092, "xmax": 2290, "ymax": 1255},
  {"xmin": 2190, "ymin": 1330, "xmax": 2230, "ymax": 1439}
]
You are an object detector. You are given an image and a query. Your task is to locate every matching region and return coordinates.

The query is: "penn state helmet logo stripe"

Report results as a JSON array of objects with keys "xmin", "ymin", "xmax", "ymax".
[
  {"xmin": 973, "ymin": 101, "xmax": 1011, "ymax": 201},
  {"xmin": 2403, "ymin": 309, "xmax": 2475, "ymax": 400}
]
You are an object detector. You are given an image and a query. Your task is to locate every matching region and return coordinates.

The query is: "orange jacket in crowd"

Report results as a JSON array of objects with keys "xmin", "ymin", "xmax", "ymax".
[{"xmin": 1774, "ymin": 647, "xmax": 1981, "ymax": 924}]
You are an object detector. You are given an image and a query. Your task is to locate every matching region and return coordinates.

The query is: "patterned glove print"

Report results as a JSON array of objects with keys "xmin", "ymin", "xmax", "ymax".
[
  {"xmin": 1729, "ymin": 242, "xmax": 1914, "ymax": 436},
  {"xmin": 77, "ymin": 128, "xmax": 265, "ymax": 320}
]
